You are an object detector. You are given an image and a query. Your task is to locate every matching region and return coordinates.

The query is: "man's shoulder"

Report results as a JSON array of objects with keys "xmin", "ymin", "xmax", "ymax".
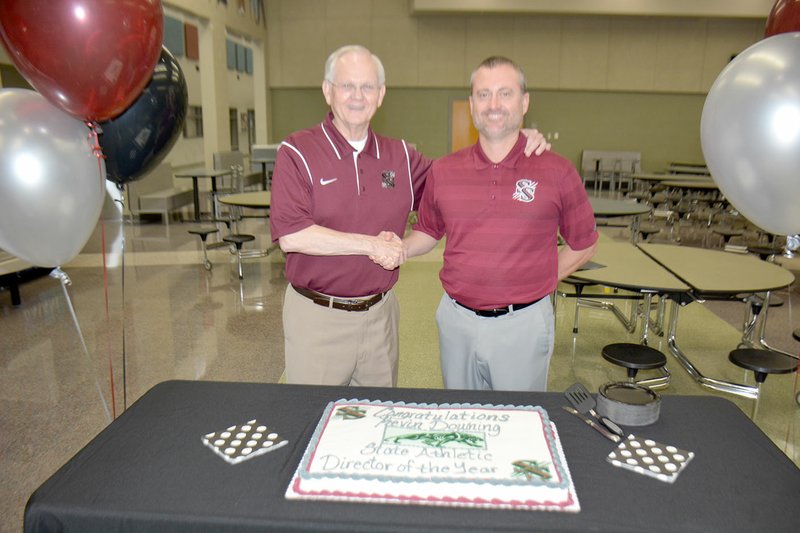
[
  {"xmin": 373, "ymin": 131, "xmax": 412, "ymax": 153},
  {"xmin": 520, "ymin": 149, "xmax": 576, "ymax": 172},
  {"xmin": 283, "ymin": 123, "xmax": 324, "ymax": 148}
]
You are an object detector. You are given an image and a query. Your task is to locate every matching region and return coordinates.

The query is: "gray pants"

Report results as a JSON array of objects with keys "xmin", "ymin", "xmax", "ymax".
[{"xmin": 436, "ymin": 294, "xmax": 554, "ymax": 391}]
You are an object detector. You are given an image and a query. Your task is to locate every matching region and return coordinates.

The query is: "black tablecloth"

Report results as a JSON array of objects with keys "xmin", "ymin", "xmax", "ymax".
[{"xmin": 24, "ymin": 380, "xmax": 800, "ymax": 532}]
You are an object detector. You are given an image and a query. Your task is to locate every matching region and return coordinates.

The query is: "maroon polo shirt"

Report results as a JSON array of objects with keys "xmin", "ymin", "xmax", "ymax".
[
  {"xmin": 270, "ymin": 113, "xmax": 431, "ymax": 297},
  {"xmin": 414, "ymin": 133, "xmax": 598, "ymax": 309}
]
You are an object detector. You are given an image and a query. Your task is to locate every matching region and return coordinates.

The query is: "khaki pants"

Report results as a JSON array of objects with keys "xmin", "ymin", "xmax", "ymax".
[{"xmin": 283, "ymin": 284, "xmax": 399, "ymax": 386}]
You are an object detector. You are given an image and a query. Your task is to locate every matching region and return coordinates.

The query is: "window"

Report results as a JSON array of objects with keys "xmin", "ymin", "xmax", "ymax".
[
  {"xmin": 226, "ymin": 40, "xmax": 237, "ymax": 70},
  {"xmin": 247, "ymin": 109, "xmax": 256, "ymax": 150},
  {"xmin": 229, "ymin": 108, "xmax": 239, "ymax": 151},
  {"xmin": 225, "ymin": 38, "xmax": 252, "ymax": 74},
  {"xmin": 184, "ymin": 105, "xmax": 203, "ymax": 138},
  {"xmin": 163, "ymin": 15, "xmax": 185, "ymax": 57}
]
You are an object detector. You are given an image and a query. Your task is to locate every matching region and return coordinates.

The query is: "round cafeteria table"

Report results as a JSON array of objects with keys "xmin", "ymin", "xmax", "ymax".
[
  {"xmin": 589, "ymin": 197, "xmax": 650, "ymax": 217},
  {"xmin": 218, "ymin": 191, "xmax": 271, "ymax": 209},
  {"xmin": 660, "ymin": 180, "xmax": 718, "ymax": 191},
  {"xmin": 589, "ymin": 197, "xmax": 651, "ymax": 242},
  {"xmin": 217, "ymin": 192, "xmax": 276, "ymax": 258}
]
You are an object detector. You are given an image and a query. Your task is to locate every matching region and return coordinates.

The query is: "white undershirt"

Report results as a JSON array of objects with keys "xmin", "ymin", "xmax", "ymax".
[{"xmin": 349, "ymin": 137, "xmax": 367, "ymax": 153}]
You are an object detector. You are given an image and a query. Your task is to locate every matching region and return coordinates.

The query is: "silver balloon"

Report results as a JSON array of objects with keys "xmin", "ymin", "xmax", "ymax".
[
  {"xmin": 701, "ymin": 32, "xmax": 800, "ymax": 236},
  {"xmin": 0, "ymin": 89, "xmax": 105, "ymax": 267}
]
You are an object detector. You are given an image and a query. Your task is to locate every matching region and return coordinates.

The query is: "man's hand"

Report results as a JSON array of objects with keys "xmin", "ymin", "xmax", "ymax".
[
  {"xmin": 369, "ymin": 231, "xmax": 407, "ymax": 270},
  {"xmin": 520, "ymin": 128, "xmax": 551, "ymax": 156}
]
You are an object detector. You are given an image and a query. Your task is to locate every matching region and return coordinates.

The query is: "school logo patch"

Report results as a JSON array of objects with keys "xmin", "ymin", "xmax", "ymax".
[
  {"xmin": 512, "ymin": 179, "xmax": 537, "ymax": 203},
  {"xmin": 381, "ymin": 170, "xmax": 395, "ymax": 189}
]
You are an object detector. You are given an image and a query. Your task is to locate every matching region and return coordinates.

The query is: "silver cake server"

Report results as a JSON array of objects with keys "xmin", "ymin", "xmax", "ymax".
[
  {"xmin": 565, "ymin": 382, "xmax": 625, "ymax": 438},
  {"xmin": 562, "ymin": 406, "xmax": 622, "ymax": 443}
]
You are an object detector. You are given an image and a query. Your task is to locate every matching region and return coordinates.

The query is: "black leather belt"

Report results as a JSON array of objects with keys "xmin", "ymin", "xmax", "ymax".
[
  {"xmin": 292, "ymin": 285, "xmax": 385, "ymax": 312},
  {"xmin": 455, "ymin": 296, "xmax": 544, "ymax": 317}
]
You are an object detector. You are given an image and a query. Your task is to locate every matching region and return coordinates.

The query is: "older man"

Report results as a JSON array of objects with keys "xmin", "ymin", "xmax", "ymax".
[
  {"xmin": 270, "ymin": 46, "xmax": 549, "ymax": 387},
  {"xmin": 400, "ymin": 56, "xmax": 598, "ymax": 391}
]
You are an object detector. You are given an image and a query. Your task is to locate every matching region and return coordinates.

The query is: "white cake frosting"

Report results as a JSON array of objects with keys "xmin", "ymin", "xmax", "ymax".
[{"xmin": 286, "ymin": 399, "xmax": 579, "ymax": 512}]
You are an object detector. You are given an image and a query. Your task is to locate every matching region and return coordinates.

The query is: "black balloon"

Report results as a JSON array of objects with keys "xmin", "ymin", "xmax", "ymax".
[{"xmin": 99, "ymin": 46, "xmax": 188, "ymax": 186}]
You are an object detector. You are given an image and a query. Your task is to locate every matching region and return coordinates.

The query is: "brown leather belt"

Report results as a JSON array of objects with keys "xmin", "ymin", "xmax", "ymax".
[
  {"xmin": 455, "ymin": 296, "xmax": 544, "ymax": 317},
  {"xmin": 292, "ymin": 285, "xmax": 385, "ymax": 312}
]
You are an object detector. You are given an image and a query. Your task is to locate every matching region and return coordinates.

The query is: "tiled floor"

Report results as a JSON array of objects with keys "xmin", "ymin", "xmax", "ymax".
[{"xmin": 1, "ymin": 208, "xmax": 798, "ymax": 532}]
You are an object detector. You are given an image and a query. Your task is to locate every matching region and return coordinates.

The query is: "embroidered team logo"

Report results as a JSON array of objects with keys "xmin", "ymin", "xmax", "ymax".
[
  {"xmin": 381, "ymin": 170, "xmax": 395, "ymax": 189},
  {"xmin": 512, "ymin": 179, "xmax": 537, "ymax": 203}
]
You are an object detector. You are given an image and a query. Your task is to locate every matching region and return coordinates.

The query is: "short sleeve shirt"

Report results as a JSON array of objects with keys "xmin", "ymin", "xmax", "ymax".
[
  {"xmin": 413, "ymin": 133, "xmax": 598, "ymax": 309},
  {"xmin": 270, "ymin": 113, "xmax": 431, "ymax": 297}
]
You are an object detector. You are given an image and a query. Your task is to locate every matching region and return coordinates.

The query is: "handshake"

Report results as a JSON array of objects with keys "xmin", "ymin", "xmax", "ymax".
[{"xmin": 369, "ymin": 231, "xmax": 408, "ymax": 270}]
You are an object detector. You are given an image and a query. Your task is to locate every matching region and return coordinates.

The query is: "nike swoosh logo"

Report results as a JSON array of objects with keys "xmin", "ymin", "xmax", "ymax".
[{"xmin": 320, "ymin": 178, "xmax": 338, "ymax": 186}]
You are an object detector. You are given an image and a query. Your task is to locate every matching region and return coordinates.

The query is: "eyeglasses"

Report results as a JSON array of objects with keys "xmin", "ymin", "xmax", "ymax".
[{"xmin": 328, "ymin": 81, "xmax": 379, "ymax": 96}]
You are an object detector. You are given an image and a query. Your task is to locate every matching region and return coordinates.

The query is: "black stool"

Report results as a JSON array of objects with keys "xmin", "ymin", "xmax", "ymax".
[
  {"xmin": 223, "ymin": 234, "xmax": 255, "ymax": 279},
  {"xmin": 188, "ymin": 227, "xmax": 219, "ymax": 271},
  {"xmin": 728, "ymin": 348, "xmax": 796, "ymax": 383},
  {"xmin": 793, "ymin": 329, "xmax": 800, "ymax": 342},
  {"xmin": 728, "ymin": 348, "xmax": 797, "ymax": 415},
  {"xmin": 602, "ymin": 342, "xmax": 669, "ymax": 389}
]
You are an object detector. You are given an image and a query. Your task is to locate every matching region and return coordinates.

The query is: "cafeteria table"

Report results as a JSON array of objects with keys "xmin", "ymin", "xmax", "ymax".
[
  {"xmin": 589, "ymin": 197, "xmax": 650, "ymax": 217},
  {"xmin": 569, "ymin": 242, "xmax": 795, "ymax": 398},
  {"xmin": 589, "ymin": 197, "xmax": 650, "ymax": 243},
  {"xmin": 250, "ymin": 156, "xmax": 275, "ymax": 190},
  {"xmin": 638, "ymin": 244, "xmax": 795, "ymax": 398},
  {"xmin": 175, "ymin": 168, "xmax": 234, "ymax": 222},
  {"xmin": 24, "ymin": 380, "xmax": 800, "ymax": 532},
  {"xmin": 660, "ymin": 180, "xmax": 718, "ymax": 191},
  {"xmin": 219, "ymin": 191, "xmax": 271, "ymax": 209},
  {"xmin": 568, "ymin": 242, "xmax": 690, "ymax": 346},
  {"xmin": 218, "ymin": 191, "xmax": 278, "ymax": 258},
  {"xmin": 631, "ymin": 172, "xmax": 713, "ymax": 183}
]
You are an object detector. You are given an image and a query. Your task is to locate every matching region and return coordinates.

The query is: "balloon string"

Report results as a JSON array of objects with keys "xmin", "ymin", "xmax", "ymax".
[
  {"xmin": 50, "ymin": 268, "xmax": 112, "ymax": 423},
  {"xmin": 90, "ymin": 121, "xmax": 117, "ymax": 419},
  {"xmin": 99, "ymin": 218, "xmax": 116, "ymax": 419},
  {"xmin": 118, "ymin": 190, "xmax": 128, "ymax": 411}
]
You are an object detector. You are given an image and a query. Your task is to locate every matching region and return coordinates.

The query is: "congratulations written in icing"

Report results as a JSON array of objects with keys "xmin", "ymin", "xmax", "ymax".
[{"xmin": 371, "ymin": 406, "xmax": 509, "ymax": 437}]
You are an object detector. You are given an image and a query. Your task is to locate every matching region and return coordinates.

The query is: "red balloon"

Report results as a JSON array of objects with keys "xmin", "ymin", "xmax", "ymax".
[
  {"xmin": 765, "ymin": 0, "xmax": 800, "ymax": 36},
  {"xmin": 0, "ymin": 0, "xmax": 163, "ymax": 122}
]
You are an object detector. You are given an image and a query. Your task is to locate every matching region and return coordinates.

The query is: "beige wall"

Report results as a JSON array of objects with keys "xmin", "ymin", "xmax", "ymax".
[
  {"xmin": 267, "ymin": 0, "xmax": 764, "ymax": 93},
  {"xmin": 265, "ymin": 0, "xmax": 767, "ymax": 169},
  {"xmin": 270, "ymin": 86, "xmax": 707, "ymax": 171}
]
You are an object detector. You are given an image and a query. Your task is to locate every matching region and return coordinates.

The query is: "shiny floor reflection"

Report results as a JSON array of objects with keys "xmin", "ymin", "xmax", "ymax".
[{"xmin": 1, "ymin": 216, "xmax": 798, "ymax": 531}]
